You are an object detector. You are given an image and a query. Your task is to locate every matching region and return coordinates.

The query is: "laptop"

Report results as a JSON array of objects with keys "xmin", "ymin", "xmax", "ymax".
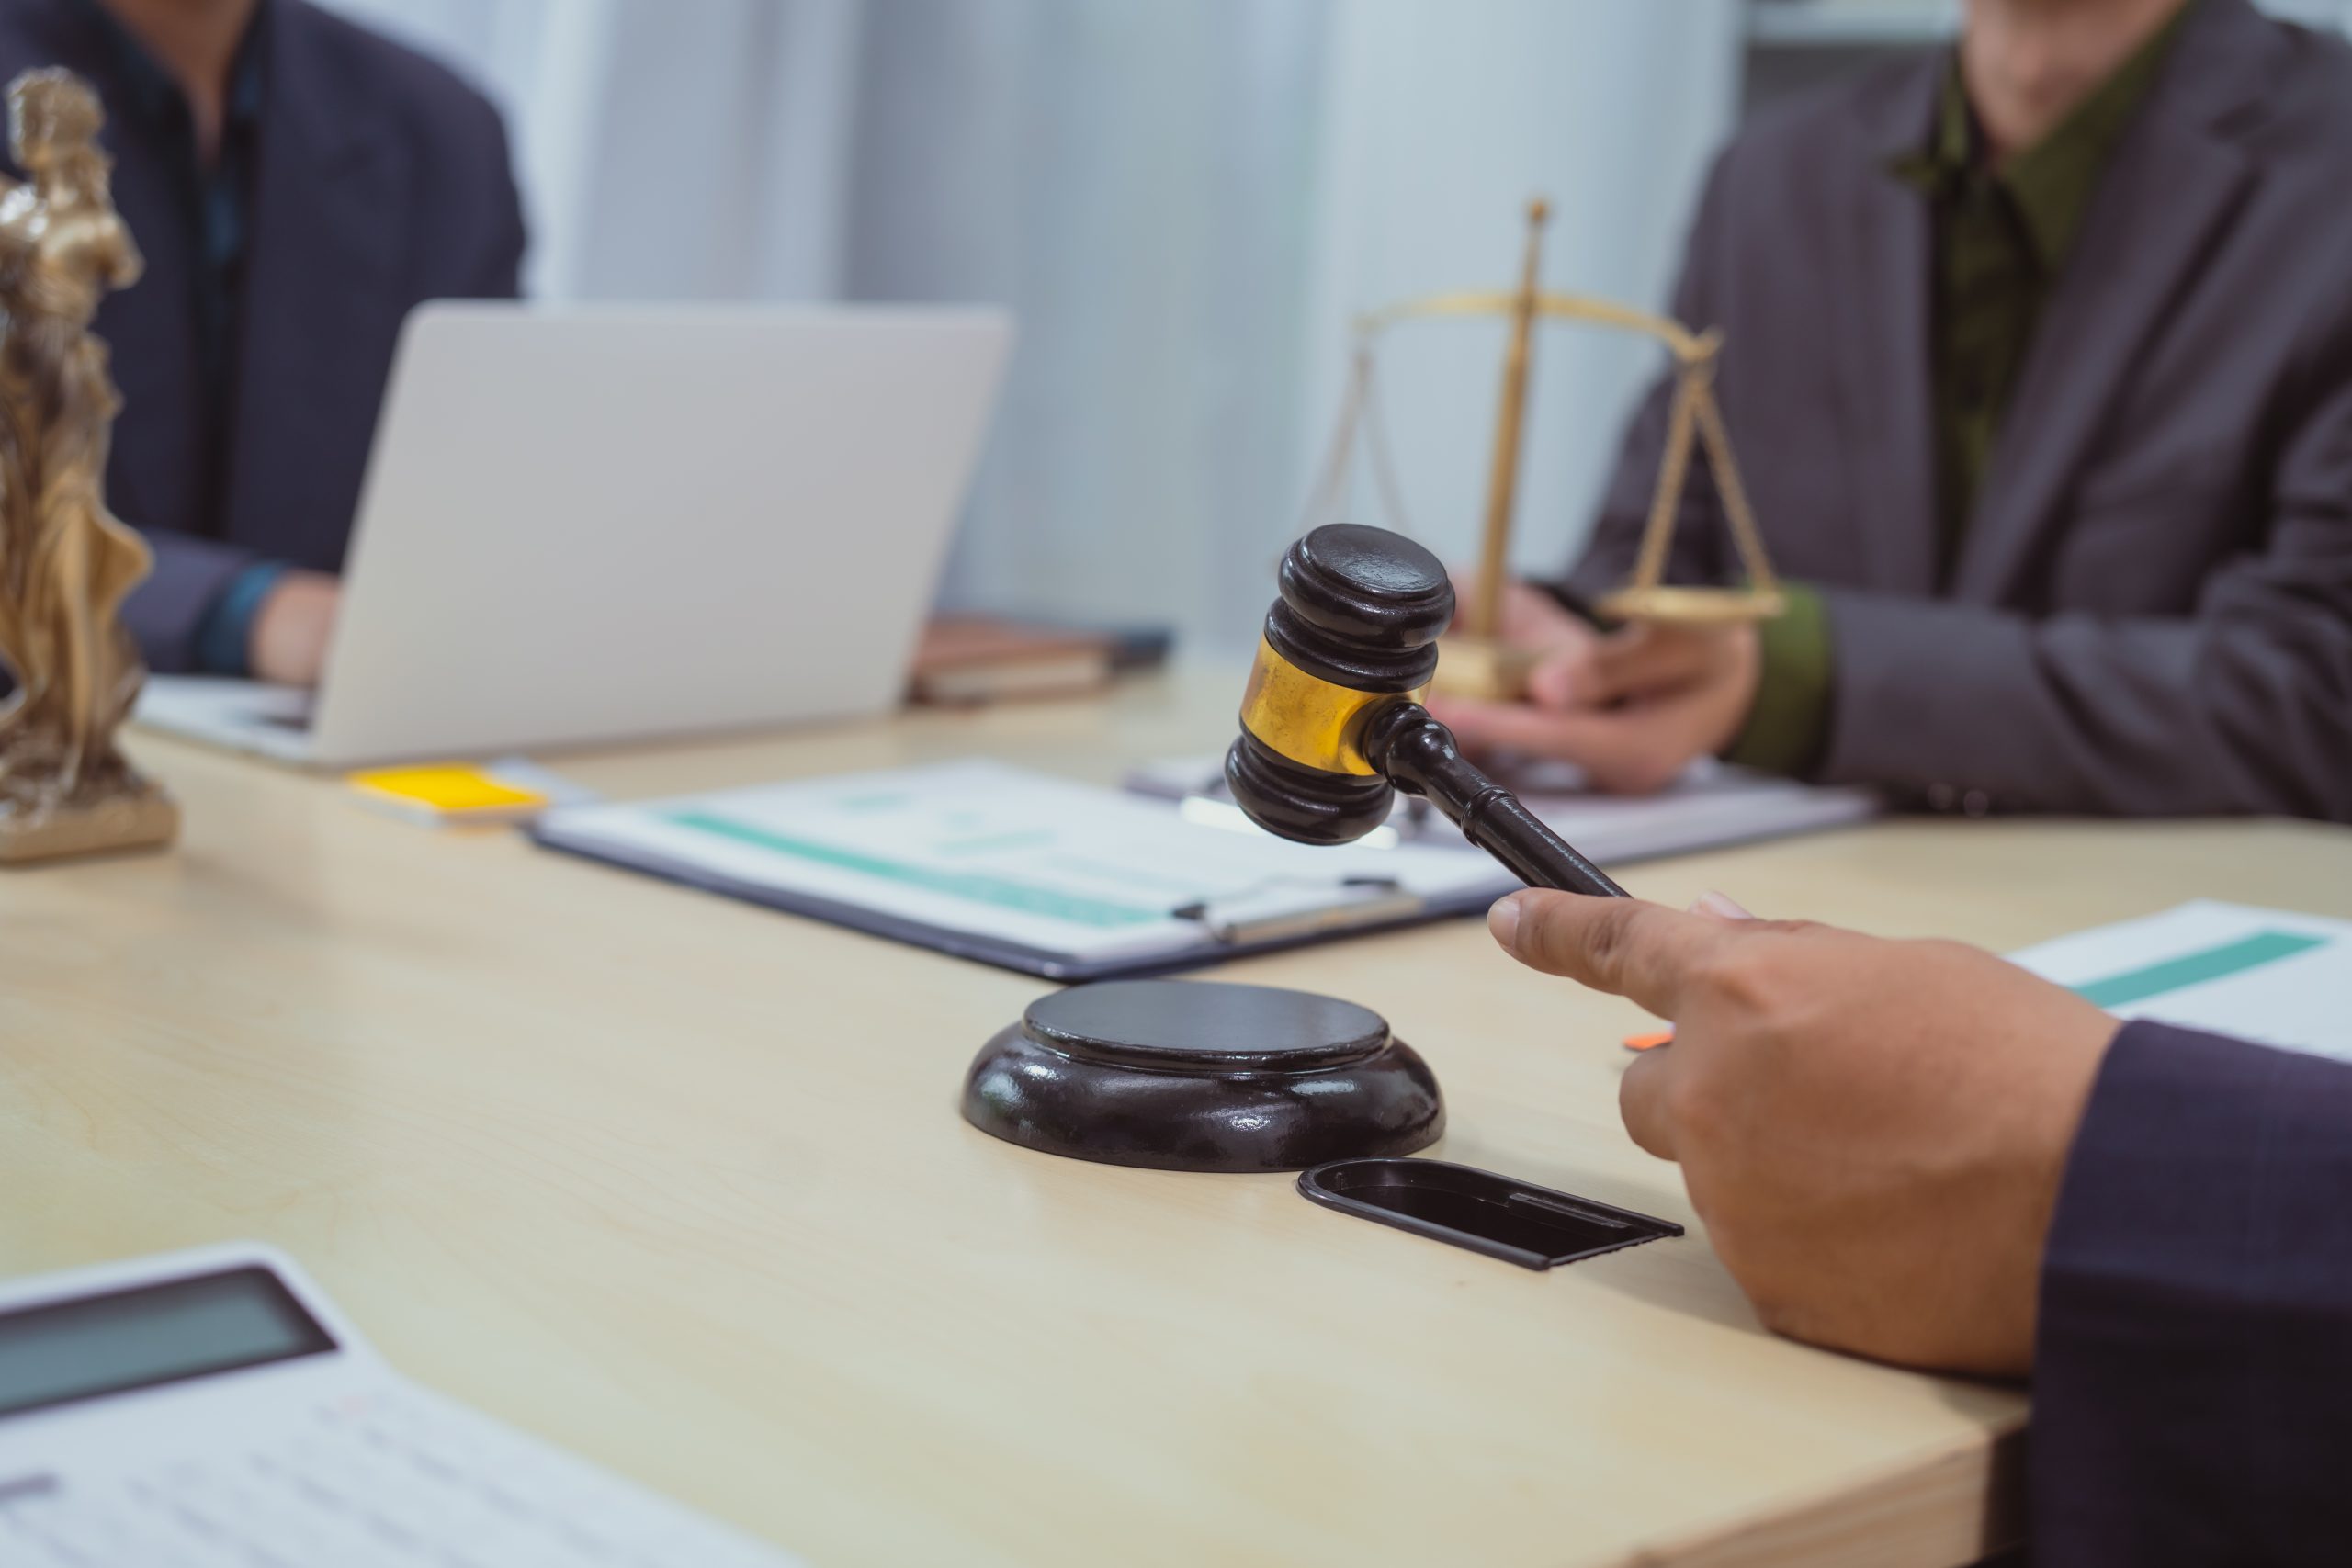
[{"xmin": 134, "ymin": 302, "xmax": 1012, "ymax": 767}]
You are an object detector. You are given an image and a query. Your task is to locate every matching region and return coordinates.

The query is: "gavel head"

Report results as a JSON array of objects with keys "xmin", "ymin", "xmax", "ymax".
[{"xmin": 1227, "ymin": 524, "xmax": 1452, "ymax": 844}]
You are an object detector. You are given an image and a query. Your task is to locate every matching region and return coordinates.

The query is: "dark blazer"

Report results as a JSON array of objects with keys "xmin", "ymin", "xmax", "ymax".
[
  {"xmin": 1570, "ymin": 0, "xmax": 2352, "ymax": 820},
  {"xmin": 0, "ymin": 0, "xmax": 525, "ymax": 672},
  {"xmin": 2035, "ymin": 1019, "xmax": 2352, "ymax": 1562}
]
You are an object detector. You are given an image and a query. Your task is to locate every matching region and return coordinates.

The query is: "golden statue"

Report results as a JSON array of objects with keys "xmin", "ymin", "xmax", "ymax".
[
  {"xmin": 1301, "ymin": 198, "xmax": 1784, "ymax": 701},
  {"xmin": 0, "ymin": 69, "xmax": 176, "ymax": 863}
]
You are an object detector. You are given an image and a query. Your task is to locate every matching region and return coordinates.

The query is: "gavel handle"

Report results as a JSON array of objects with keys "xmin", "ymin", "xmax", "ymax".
[{"xmin": 1364, "ymin": 705, "xmax": 1630, "ymax": 898}]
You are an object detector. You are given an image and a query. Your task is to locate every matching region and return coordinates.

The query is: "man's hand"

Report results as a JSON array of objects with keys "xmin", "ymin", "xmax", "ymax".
[
  {"xmin": 248, "ymin": 570, "xmax": 342, "ymax": 687},
  {"xmin": 1428, "ymin": 586, "xmax": 1759, "ymax": 795},
  {"xmin": 1488, "ymin": 888, "xmax": 2118, "ymax": 1376},
  {"xmin": 1446, "ymin": 577, "xmax": 1602, "ymax": 690}
]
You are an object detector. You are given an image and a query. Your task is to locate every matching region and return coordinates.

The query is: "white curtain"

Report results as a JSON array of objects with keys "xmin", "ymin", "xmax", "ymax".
[{"xmin": 321, "ymin": 0, "xmax": 1739, "ymax": 653}]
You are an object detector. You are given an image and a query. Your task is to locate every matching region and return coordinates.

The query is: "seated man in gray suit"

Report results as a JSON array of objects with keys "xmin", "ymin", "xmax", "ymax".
[{"xmin": 1431, "ymin": 0, "xmax": 2352, "ymax": 821}]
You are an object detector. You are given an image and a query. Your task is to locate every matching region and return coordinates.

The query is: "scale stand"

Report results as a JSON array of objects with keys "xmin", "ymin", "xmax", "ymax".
[{"xmin": 1296, "ymin": 198, "xmax": 1785, "ymax": 702}]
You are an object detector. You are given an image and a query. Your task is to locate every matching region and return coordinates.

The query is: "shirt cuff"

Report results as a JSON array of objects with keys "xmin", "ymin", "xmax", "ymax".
[
  {"xmin": 1723, "ymin": 581, "xmax": 1832, "ymax": 776},
  {"xmin": 193, "ymin": 561, "xmax": 288, "ymax": 676}
]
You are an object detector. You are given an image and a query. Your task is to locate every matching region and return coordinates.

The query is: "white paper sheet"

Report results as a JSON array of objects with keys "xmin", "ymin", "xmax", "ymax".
[{"xmin": 2009, "ymin": 899, "xmax": 2352, "ymax": 1062}]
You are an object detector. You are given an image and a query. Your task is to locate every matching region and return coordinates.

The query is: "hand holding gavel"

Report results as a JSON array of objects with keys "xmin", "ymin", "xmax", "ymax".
[{"xmin": 1225, "ymin": 523, "xmax": 1628, "ymax": 897}]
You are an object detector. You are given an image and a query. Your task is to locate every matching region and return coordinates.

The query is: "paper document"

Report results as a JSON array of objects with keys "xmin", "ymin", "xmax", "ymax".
[
  {"xmin": 1126, "ymin": 754, "xmax": 1878, "ymax": 865},
  {"xmin": 534, "ymin": 761, "xmax": 1515, "ymax": 976},
  {"xmin": 2010, "ymin": 900, "xmax": 2352, "ymax": 1063}
]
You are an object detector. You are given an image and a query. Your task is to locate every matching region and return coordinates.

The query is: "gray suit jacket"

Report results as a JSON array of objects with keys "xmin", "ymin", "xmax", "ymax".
[{"xmin": 1568, "ymin": 0, "xmax": 2352, "ymax": 820}]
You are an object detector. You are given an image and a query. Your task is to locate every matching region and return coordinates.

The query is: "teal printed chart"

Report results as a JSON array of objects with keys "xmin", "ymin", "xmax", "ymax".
[
  {"xmin": 2070, "ymin": 931, "xmax": 2327, "ymax": 1009},
  {"xmin": 669, "ymin": 810, "xmax": 1164, "ymax": 929},
  {"xmin": 2012, "ymin": 901, "xmax": 2350, "ymax": 1065}
]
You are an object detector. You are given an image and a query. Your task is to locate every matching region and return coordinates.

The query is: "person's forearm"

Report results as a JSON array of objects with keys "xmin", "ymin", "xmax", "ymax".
[
  {"xmin": 192, "ymin": 560, "xmax": 288, "ymax": 676},
  {"xmin": 2033, "ymin": 1022, "xmax": 2352, "ymax": 1562},
  {"xmin": 120, "ymin": 527, "xmax": 262, "ymax": 674},
  {"xmin": 1816, "ymin": 589, "xmax": 2352, "ymax": 819}
]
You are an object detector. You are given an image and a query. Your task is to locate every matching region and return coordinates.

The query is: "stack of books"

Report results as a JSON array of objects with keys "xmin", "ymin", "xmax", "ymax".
[{"xmin": 908, "ymin": 615, "xmax": 1170, "ymax": 706}]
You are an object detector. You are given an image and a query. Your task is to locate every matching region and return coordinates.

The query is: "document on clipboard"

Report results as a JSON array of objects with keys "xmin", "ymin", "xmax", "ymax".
[{"xmin": 530, "ymin": 761, "xmax": 1517, "ymax": 978}]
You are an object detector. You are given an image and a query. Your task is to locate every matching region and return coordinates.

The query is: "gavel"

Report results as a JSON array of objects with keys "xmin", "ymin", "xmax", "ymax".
[{"xmin": 1227, "ymin": 524, "xmax": 1630, "ymax": 898}]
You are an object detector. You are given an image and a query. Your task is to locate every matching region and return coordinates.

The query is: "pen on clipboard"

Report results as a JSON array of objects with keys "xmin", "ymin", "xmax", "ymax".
[{"xmin": 1170, "ymin": 875, "xmax": 1422, "ymax": 944}]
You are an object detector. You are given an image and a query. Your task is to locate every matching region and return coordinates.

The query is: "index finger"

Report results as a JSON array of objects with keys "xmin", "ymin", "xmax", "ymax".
[{"xmin": 1490, "ymin": 891, "xmax": 1740, "ymax": 1019}]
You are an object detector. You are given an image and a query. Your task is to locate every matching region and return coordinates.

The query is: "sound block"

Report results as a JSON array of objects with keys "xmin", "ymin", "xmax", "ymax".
[{"xmin": 961, "ymin": 979, "xmax": 1444, "ymax": 1173}]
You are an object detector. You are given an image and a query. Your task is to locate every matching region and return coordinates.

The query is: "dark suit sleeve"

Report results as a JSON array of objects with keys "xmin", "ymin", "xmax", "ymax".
[
  {"xmin": 2031, "ymin": 1020, "xmax": 2352, "ymax": 1564},
  {"xmin": 1816, "ymin": 333, "xmax": 2352, "ymax": 821},
  {"xmin": 1563, "ymin": 150, "xmax": 1736, "ymax": 604},
  {"xmin": 124, "ymin": 531, "xmax": 262, "ymax": 674},
  {"xmin": 124, "ymin": 69, "xmax": 525, "ymax": 676},
  {"xmin": 461, "ymin": 97, "xmax": 526, "ymax": 299}
]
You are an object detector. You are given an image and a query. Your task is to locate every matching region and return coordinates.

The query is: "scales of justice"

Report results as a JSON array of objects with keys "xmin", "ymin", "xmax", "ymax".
[{"xmin": 1304, "ymin": 197, "xmax": 1784, "ymax": 702}]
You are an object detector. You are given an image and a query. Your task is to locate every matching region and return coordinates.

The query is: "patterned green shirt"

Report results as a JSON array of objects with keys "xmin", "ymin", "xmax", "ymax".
[{"xmin": 1725, "ymin": 5, "xmax": 2191, "ymax": 776}]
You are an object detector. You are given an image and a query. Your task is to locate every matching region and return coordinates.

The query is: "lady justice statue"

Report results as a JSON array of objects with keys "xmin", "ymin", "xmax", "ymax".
[{"xmin": 0, "ymin": 68, "xmax": 175, "ymax": 863}]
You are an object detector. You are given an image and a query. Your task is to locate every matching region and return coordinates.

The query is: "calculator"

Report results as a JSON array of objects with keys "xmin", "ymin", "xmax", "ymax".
[{"xmin": 0, "ymin": 1244, "xmax": 803, "ymax": 1567}]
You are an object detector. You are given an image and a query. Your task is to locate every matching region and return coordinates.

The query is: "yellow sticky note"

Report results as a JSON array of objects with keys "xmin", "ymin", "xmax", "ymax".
[{"xmin": 347, "ymin": 765, "xmax": 549, "ymax": 825}]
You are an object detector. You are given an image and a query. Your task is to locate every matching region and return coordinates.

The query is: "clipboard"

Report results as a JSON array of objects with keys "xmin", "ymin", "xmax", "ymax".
[{"xmin": 528, "ymin": 761, "xmax": 1516, "ymax": 980}]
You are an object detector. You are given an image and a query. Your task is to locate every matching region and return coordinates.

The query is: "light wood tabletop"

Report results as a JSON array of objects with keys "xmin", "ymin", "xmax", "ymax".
[{"xmin": 11, "ymin": 671, "xmax": 2350, "ymax": 1567}]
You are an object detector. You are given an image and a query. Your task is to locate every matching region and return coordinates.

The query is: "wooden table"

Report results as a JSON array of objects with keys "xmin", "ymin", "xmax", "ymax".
[{"xmin": 12, "ymin": 673, "xmax": 2350, "ymax": 1567}]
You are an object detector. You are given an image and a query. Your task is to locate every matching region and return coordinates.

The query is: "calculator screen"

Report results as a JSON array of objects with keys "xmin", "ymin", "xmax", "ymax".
[{"xmin": 0, "ymin": 1266, "xmax": 335, "ymax": 1419}]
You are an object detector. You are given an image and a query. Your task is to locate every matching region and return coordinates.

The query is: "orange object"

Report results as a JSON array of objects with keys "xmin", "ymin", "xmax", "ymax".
[{"xmin": 1622, "ymin": 1030, "xmax": 1675, "ymax": 1053}]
